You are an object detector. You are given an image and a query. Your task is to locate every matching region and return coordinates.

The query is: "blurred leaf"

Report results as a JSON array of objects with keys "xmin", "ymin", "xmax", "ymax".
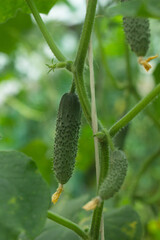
[
  {"xmin": 0, "ymin": 0, "xmax": 73, "ymax": 24},
  {"xmin": 21, "ymin": 139, "xmax": 53, "ymax": 185},
  {"xmin": 36, "ymin": 195, "xmax": 90, "ymax": 240},
  {"xmin": 104, "ymin": 205, "xmax": 143, "ymax": 240},
  {"xmin": 51, "ymin": 195, "xmax": 89, "ymax": 222},
  {"xmin": 107, "ymin": 0, "xmax": 160, "ymax": 19},
  {"xmin": 0, "ymin": 225, "xmax": 18, "ymax": 240},
  {"xmin": 7, "ymin": 97, "xmax": 45, "ymax": 121},
  {"xmin": 0, "ymin": 11, "xmax": 32, "ymax": 53},
  {"xmin": 148, "ymin": 219, "xmax": 160, "ymax": 240},
  {"xmin": 0, "ymin": 151, "xmax": 50, "ymax": 240},
  {"xmin": 35, "ymin": 220, "xmax": 78, "ymax": 240},
  {"xmin": 153, "ymin": 63, "xmax": 160, "ymax": 85}
]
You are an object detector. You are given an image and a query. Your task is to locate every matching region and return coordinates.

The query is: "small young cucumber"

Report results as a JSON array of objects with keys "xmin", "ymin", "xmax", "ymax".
[
  {"xmin": 53, "ymin": 92, "xmax": 81, "ymax": 185},
  {"xmin": 99, "ymin": 150, "xmax": 128, "ymax": 200},
  {"xmin": 122, "ymin": 0, "xmax": 150, "ymax": 57}
]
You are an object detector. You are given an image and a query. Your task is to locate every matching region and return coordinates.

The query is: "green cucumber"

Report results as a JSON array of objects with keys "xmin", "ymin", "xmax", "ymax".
[
  {"xmin": 99, "ymin": 150, "xmax": 128, "ymax": 200},
  {"xmin": 53, "ymin": 93, "xmax": 81, "ymax": 185},
  {"xmin": 122, "ymin": 0, "xmax": 150, "ymax": 56}
]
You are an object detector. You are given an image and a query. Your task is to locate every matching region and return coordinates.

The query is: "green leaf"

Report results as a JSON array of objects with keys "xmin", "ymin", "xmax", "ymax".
[
  {"xmin": 107, "ymin": 0, "xmax": 160, "ymax": 19},
  {"xmin": 21, "ymin": 139, "xmax": 53, "ymax": 185},
  {"xmin": 153, "ymin": 63, "xmax": 160, "ymax": 85},
  {"xmin": 36, "ymin": 221, "xmax": 78, "ymax": 240},
  {"xmin": 0, "ymin": 0, "xmax": 57, "ymax": 24},
  {"xmin": 104, "ymin": 205, "xmax": 143, "ymax": 240},
  {"xmin": 0, "ymin": 151, "xmax": 50, "ymax": 240},
  {"xmin": 0, "ymin": 11, "xmax": 33, "ymax": 54},
  {"xmin": 0, "ymin": 225, "xmax": 18, "ymax": 240},
  {"xmin": 36, "ymin": 195, "xmax": 90, "ymax": 240}
]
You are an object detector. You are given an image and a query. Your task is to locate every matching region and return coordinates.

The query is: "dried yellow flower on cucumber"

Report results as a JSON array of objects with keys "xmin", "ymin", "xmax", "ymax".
[
  {"xmin": 122, "ymin": 0, "xmax": 158, "ymax": 71},
  {"xmin": 83, "ymin": 150, "xmax": 128, "ymax": 211}
]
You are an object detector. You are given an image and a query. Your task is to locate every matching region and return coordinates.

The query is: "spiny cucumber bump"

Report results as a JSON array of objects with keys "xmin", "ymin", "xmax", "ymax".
[
  {"xmin": 53, "ymin": 93, "xmax": 81, "ymax": 185},
  {"xmin": 122, "ymin": 0, "xmax": 150, "ymax": 57},
  {"xmin": 121, "ymin": 0, "xmax": 158, "ymax": 71},
  {"xmin": 98, "ymin": 150, "xmax": 128, "ymax": 200},
  {"xmin": 83, "ymin": 150, "xmax": 128, "ymax": 211},
  {"xmin": 52, "ymin": 93, "xmax": 81, "ymax": 204}
]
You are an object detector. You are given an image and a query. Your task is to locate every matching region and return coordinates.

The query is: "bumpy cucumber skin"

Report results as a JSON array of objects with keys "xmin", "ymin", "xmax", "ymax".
[
  {"xmin": 99, "ymin": 150, "xmax": 128, "ymax": 200},
  {"xmin": 122, "ymin": 0, "xmax": 150, "ymax": 56},
  {"xmin": 53, "ymin": 93, "xmax": 81, "ymax": 185}
]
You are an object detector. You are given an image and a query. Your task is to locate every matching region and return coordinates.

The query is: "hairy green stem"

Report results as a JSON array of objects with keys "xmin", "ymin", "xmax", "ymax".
[
  {"xmin": 47, "ymin": 211, "xmax": 89, "ymax": 240},
  {"xmin": 132, "ymin": 87, "xmax": 160, "ymax": 130},
  {"xmin": 90, "ymin": 140, "xmax": 109, "ymax": 240},
  {"xmin": 25, "ymin": 0, "xmax": 66, "ymax": 61},
  {"xmin": 103, "ymin": 129, "xmax": 115, "ymax": 151},
  {"xmin": 74, "ymin": 0, "xmax": 98, "ymax": 126},
  {"xmin": 90, "ymin": 202, "xmax": 104, "ymax": 240},
  {"xmin": 130, "ymin": 148, "xmax": 160, "ymax": 198},
  {"xmin": 74, "ymin": 72, "xmax": 92, "ymax": 125},
  {"xmin": 47, "ymin": 61, "xmax": 73, "ymax": 72},
  {"xmin": 74, "ymin": 0, "xmax": 97, "ymax": 73},
  {"xmin": 124, "ymin": 42, "xmax": 160, "ymax": 130},
  {"xmin": 109, "ymin": 83, "xmax": 160, "ymax": 137},
  {"xmin": 70, "ymin": 80, "xmax": 76, "ymax": 93},
  {"xmin": 88, "ymin": 14, "xmax": 105, "ymax": 239}
]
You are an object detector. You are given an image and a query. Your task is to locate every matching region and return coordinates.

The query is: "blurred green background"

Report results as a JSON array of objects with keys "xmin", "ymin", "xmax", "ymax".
[{"xmin": 0, "ymin": 0, "xmax": 160, "ymax": 239}]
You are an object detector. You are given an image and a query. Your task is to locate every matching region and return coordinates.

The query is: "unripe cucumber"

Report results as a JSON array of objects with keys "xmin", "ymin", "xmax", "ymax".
[
  {"xmin": 122, "ymin": 0, "xmax": 150, "ymax": 56},
  {"xmin": 53, "ymin": 93, "xmax": 81, "ymax": 185},
  {"xmin": 99, "ymin": 150, "xmax": 128, "ymax": 200}
]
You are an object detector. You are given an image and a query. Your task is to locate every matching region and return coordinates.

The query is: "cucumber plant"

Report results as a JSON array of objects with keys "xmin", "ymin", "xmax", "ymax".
[{"xmin": 0, "ymin": 0, "xmax": 160, "ymax": 240}]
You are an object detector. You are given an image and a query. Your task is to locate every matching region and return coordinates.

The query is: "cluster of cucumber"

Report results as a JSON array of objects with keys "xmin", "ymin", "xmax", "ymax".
[
  {"xmin": 53, "ymin": 0, "xmax": 153, "ymax": 204},
  {"xmin": 53, "ymin": 93, "xmax": 128, "ymax": 204}
]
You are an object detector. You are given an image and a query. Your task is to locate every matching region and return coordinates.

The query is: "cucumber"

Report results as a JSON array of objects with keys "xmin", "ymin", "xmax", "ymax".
[
  {"xmin": 122, "ymin": 0, "xmax": 150, "ymax": 56},
  {"xmin": 53, "ymin": 93, "xmax": 81, "ymax": 185},
  {"xmin": 99, "ymin": 150, "xmax": 128, "ymax": 200}
]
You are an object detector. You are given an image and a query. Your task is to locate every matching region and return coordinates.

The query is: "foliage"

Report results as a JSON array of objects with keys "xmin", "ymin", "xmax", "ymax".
[{"xmin": 0, "ymin": 0, "xmax": 160, "ymax": 239}]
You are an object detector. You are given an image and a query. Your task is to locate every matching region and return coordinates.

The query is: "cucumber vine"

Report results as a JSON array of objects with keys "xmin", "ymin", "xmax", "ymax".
[{"xmin": 25, "ymin": 0, "xmax": 160, "ymax": 239}]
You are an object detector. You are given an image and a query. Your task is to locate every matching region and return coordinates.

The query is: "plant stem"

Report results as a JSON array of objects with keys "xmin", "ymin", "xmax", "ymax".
[
  {"xmin": 90, "ymin": 202, "xmax": 104, "ymax": 240},
  {"xmin": 74, "ymin": 0, "xmax": 97, "ymax": 74},
  {"xmin": 88, "ymin": 32, "xmax": 100, "ymax": 187},
  {"xmin": 124, "ymin": 42, "xmax": 160, "ymax": 131},
  {"xmin": 87, "ymin": 20, "xmax": 105, "ymax": 239},
  {"xmin": 25, "ymin": 0, "xmax": 66, "ymax": 61},
  {"xmin": 74, "ymin": 73, "xmax": 92, "ymax": 125},
  {"xmin": 47, "ymin": 61, "xmax": 73, "ymax": 72},
  {"xmin": 90, "ymin": 140, "xmax": 109, "ymax": 240},
  {"xmin": 103, "ymin": 129, "xmax": 115, "ymax": 151},
  {"xmin": 47, "ymin": 211, "xmax": 89, "ymax": 240},
  {"xmin": 73, "ymin": 0, "xmax": 98, "ymax": 127},
  {"xmin": 132, "ymin": 87, "xmax": 160, "ymax": 130},
  {"xmin": 130, "ymin": 148, "xmax": 160, "ymax": 198},
  {"xmin": 109, "ymin": 83, "xmax": 160, "ymax": 137},
  {"xmin": 70, "ymin": 80, "xmax": 76, "ymax": 93}
]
